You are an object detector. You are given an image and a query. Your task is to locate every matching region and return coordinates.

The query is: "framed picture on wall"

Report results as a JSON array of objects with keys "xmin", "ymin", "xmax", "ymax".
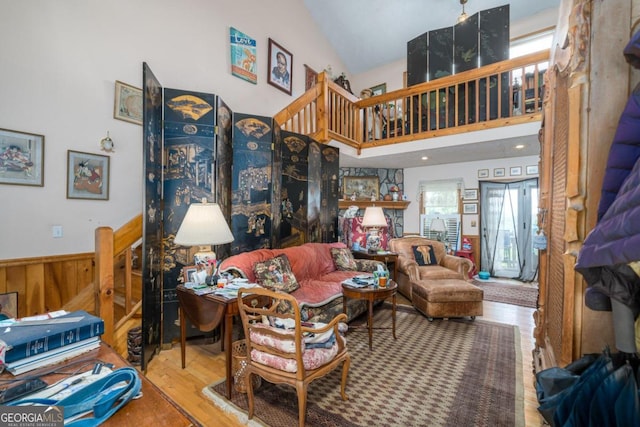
[
  {"xmin": 268, "ymin": 38, "xmax": 293, "ymax": 95},
  {"xmin": 0, "ymin": 128, "xmax": 45, "ymax": 187},
  {"xmin": 493, "ymin": 168, "xmax": 505, "ymax": 177},
  {"xmin": 463, "ymin": 188, "xmax": 478, "ymax": 200},
  {"xmin": 0, "ymin": 292, "xmax": 18, "ymax": 320},
  {"xmin": 304, "ymin": 64, "xmax": 318, "ymax": 91},
  {"xmin": 67, "ymin": 150, "xmax": 110, "ymax": 200},
  {"xmin": 463, "ymin": 202, "xmax": 478, "ymax": 214},
  {"xmin": 478, "ymin": 169, "xmax": 489, "ymax": 178},
  {"xmin": 114, "ymin": 80, "xmax": 143, "ymax": 125},
  {"xmin": 526, "ymin": 165, "xmax": 539, "ymax": 175},
  {"xmin": 370, "ymin": 83, "xmax": 387, "ymax": 96},
  {"xmin": 343, "ymin": 176, "xmax": 379, "ymax": 200},
  {"xmin": 510, "ymin": 166, "xmax": 522, "ymax": 176}
]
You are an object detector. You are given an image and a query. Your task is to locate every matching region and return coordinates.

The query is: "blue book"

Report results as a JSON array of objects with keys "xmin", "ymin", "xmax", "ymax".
[{"xmin": 0, "ymin": 310, "xmax": 104, "ymax": 365}]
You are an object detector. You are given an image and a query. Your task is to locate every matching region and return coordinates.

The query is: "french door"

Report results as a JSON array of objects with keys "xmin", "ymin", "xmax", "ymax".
[{"xmin": 479, "ymin": 178, "xmax": 539, "ymax": 281}]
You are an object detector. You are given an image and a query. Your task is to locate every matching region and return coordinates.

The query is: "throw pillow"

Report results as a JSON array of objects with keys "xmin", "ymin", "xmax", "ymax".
[
  {"xmin": 330, "ymin": 247, "xmax": 358, "ymax": 271},
  {"xmin": 412, "ymin": 245, "xmax": 438, "ymax": 266},
  {"xmin": 253, "ymin": 254, "xmax": 300, "ymax": 293}
]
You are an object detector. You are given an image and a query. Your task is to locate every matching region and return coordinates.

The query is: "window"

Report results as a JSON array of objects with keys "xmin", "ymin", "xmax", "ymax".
[{"xmin": 419, "ymin": 179, "xmax": 463, "ymax": 251}]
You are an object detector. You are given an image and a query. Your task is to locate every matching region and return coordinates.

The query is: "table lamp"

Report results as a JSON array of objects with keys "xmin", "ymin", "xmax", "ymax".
[
  {"xmin": 362, "ymin": 206, "xmax": 387, "ymax": 253},
  {"xmin": 430, "ymin": 217, "xmax": 448, "ymax": 251},
  {"xmin": 174, "ymin": 198, "xmax": 234, "ymax": 267}
]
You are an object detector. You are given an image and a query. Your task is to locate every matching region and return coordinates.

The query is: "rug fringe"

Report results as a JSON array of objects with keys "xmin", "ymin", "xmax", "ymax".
[{"xmin": 202, "ymin": 383, "xmax": 267, "ymax": 427}]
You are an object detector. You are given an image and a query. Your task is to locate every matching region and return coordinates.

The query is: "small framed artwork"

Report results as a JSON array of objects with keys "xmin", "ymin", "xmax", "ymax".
[
  {"xmin": 182, "ymin": 265, "xmax": 198, "ymax": 283},
  {"xmin": 0, "ymin": 292, "xmax": 18, "ymax": 320},
  {"xmin": 0, "ymin": 128, "xmax": 44, "ymax": 187},
  {"xmin": 114, "ymin": 80, "xmax": 143, "ymax": 125},
  {"xmin": 493, "ymin": 168, "xmax": 506, "ymax": 177},
  {"xmin": 304, "ymin": 64, "xmax": 318, "ymax": 91},
  {"xmin": 229, "ymin": 27, "xmax": 257, "ymax": 84},
  {"xmin": 342, "ymin": 176, "xmax": 379, "ymax": 200},
  {"xmin": 526, "ymin": 165, "xmax": 539, "ymax": 175},
  {"xmin": 67, "ymin": 150, "xmax": 110, "ymax": 200},
  {"xmin": 463, "ymin": 188, "xmax": 478, "ymax": 200},
  {"xmin": 370, "ymin": 83, "xmax": 387, "ymax": 96},
  {"xmin": 268, "ymin": 38, "xmax": 293, "ymax": 95},
  {"xmin": 510, "ymin": 166, "xmax": 522, "ymax": 176},
  {"xmin": 463, "ymin": 202, "xmax": 478, "ymax": 214},
  {"xmin": 477, "ymin": 169, "xmax": 489, "ymax": 179}
]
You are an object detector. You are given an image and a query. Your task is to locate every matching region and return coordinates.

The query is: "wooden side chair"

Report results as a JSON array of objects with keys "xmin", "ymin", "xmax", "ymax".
[{"xmin": 237, "ymin": 287, "xmax": 350, "ymax": 427}]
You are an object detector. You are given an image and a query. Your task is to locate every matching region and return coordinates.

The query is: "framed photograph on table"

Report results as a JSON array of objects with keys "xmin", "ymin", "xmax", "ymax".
[
  {"xmin": 463, "ymin": 202, "xmax": 478, "ymax": 214},
  {"xmin": 182, "ymin": 265, "xmax": 198, "ymax": 283},
  {"xmin": 67, "ymin": 150, "xmax": 110, "ymax": 200},
  {"xmin": 0, "ymin": 128, "xmax": 44, "ymax": 187},
  {"xmin": 114, "ymin": 80, "xmax": 143, "ymax": 125},
  {"xmin": 342, "ymin": 176, "xmax": 379, "ymax": 200},
  {"xmin": 268, "ymin": 38, "xmax": 293, "ymax": 95}
]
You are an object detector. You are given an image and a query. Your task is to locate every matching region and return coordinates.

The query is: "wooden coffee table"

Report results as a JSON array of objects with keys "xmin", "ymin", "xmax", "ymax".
[{"xmin": 342, "ymin": 280, "xmax": 397, "ymax": 350}]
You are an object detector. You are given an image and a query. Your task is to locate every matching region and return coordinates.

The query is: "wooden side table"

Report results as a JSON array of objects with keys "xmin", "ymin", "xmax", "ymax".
[
  {"xmin": 341, "ymin": 280, "xmax": 397, "ymax": 350},
  {"xmin": 351, "ymin": 250, "xmax": 398, "ymax": 280}
]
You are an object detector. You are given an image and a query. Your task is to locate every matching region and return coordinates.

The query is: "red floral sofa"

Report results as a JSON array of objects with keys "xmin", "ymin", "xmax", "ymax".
[{"xmin": 219, "ymin": 242, "xmax": 386, "ymax": 323}]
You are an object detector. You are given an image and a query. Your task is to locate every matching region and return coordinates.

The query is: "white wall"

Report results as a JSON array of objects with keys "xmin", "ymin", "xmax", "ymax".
[
  {"xmin": 403, "ymin": 155, "xmax": 540, "ymax": 235},
  {"xmin": 0, "ymin": 0, "xmax": 346, "ymax": 259}
]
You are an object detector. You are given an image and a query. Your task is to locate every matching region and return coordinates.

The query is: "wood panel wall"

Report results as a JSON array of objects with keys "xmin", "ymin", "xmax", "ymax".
[{"xmin": 0, "ymin": 253, "xmax": 94, "ymax": 317}]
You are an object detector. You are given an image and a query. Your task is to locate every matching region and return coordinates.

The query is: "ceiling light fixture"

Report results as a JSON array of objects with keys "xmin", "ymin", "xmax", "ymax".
[
  {"xmin": 457, "ymin": 0, "xmax": 469, "ymax": 24},
  {"xmin": 515, "ymin": 144, "xmax": 525, "ymax": 149},
  {"xmin": 421, "ymin": 156, "xmax": 429, "ymax": 161}
]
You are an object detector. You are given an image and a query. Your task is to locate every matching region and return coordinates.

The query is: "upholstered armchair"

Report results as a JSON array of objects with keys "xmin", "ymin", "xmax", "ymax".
[
  {"xmin": 237, "ymin": 286, "xmax": 350, "ymax": 427},
  {"xmin": 388, "ymin": 236, "xmax": 473, "ymax": 301}
]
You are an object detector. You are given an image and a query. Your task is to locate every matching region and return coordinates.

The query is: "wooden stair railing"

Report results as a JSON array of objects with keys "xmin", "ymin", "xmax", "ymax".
[
  {"xmin": 94, "ymin": 215, "xmax": 143, "ymax": 346},
  {"xmin": 274, "ymin": 50, "xmax": 549, "ymax": 150}
]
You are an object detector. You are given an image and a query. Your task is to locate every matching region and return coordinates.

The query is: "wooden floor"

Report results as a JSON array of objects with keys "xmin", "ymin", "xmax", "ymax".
[{"xmin": 144, "ymin": 298, "xmax": 545, "ymax": 426}]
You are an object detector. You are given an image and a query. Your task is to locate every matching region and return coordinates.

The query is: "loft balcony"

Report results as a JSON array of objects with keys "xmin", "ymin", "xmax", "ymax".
[{"xmin": 274, "ymin": 50, "xmax": 548, "ymax": 157}]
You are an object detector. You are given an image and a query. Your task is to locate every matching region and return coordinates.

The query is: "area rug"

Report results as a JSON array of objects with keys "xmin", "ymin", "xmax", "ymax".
[
  {"xmin": 203, "ymin": 305, "xmax": 523, "ymax": 427},
  {"xmin": 473, "ymin": 280, "xmax": 538, "ymax": 308}
]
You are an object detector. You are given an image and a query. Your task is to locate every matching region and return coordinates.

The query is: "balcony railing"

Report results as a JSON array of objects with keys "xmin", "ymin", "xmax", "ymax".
[{"xmin": 274, "ymin": 50, "xmax": 549, "ymax": 150}]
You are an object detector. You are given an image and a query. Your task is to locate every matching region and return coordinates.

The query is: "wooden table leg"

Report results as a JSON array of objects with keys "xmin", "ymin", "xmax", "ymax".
[
  {"xmin": 368, "ymin": 298, "xmax": 374, "ymax": 350},
  {"xmin": 225, "ymin": 311, "xmax": 233, "ymax": 399},
  {"xmin": 180, "ymin": 306, "xmax": 186, "ymax": 369},
  {"xmin": 392, "ymin": 293, "xmax": 397, "ymax": 340}
]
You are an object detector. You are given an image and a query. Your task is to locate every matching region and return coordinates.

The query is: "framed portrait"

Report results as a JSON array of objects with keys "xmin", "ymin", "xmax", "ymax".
[
  {"xmin": 0, "ymin": 128, "xmax": 44, "ymax": 187},
  {"xmin": 342, "ymin": 176, "xmax": 379, "ymax": 200},
  {"xmin": 268, "ymin": 38, "xmax": 293, "ymax": 95},
  {"xmin": 370, "ymin": 83, "xmax": 387, "ymax": 96},
  {"xmin": 526, "ymin": 165, "xmax": 539, "ymax": 175},
  {"xmin": 463, "ymin": 202, "xmax": 478, "ymax": 215},
  {"xmin": 304, "ymin": 64, "xmax": 318, "ymax": 91},
  {"xmin": 114, "ymin": 80, "xmax": 143, "ymax": 125},
  {"xmin": 67, "ymin": 150, "xmax": 110, "ymax": 200},
  {"xmin": 182, "ymin": 265, "xmax": 198, "ymax": 283},
  {"xmin": 493, "ymin": 168, "xmax": 506, "ymax": 177},
  {"xmin": 0, "ymin": 292, "xmax": 18, "ymax": 320},
  {"xmin": 463, "ymin": 188, "xmax": 478, "ymax": 200},
  {"xmin": 477, "ymin": 169, "xmax": 489, "ymax": 179}
]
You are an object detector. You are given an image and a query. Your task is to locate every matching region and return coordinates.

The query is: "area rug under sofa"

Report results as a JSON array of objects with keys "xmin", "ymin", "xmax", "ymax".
[{"xmin": 203, "ymin": 304, "xmax": 524, "ymax": 427}]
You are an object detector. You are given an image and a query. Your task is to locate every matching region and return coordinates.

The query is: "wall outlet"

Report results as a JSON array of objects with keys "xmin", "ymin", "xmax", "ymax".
[{"xmin": 52, "ymin": 225, "xmax": 63, "ymax": 238}]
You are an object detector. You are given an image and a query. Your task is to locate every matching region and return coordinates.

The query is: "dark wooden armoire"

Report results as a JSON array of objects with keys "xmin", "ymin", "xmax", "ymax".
[{"xmin": 533, "ymin": 0, "xmax": 636, "ymax": 370}]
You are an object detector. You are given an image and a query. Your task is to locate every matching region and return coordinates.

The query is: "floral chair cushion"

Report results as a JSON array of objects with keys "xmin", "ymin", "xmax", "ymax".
[
  {"xmin": 330, "ymin": 247, "xmax": 358, "ymax": 271},
  {"xmin": 251, "ymin": 345, "xmax": 339, "ymax": 373},
  {"xmin": 253, "ymin": 254, "xmax": 300, "ymax": 293}
]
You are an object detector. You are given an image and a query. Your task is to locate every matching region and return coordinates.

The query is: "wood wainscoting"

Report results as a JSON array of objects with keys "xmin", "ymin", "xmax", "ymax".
[{"xmin": 0, "ymin": 253, "xmax": 94, "ymax": 317}]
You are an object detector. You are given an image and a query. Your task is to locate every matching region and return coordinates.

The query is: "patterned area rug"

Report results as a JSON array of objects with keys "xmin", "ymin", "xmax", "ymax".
[
  {"xmin": 473, "ymin": 280, "xmax": 538, "ymax": 308},
  {"xmin": 203, "ymin": 305, "xmax": 523, "ymax": 427}
]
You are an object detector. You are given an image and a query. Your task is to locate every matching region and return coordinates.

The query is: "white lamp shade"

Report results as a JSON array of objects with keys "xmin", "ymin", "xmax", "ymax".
[
  {"xmin": 430, "ymin": 218, "xmax": 447, "ymax": 233},
  {"xmin": 174, "ymin": 201, "xmax": 234, "ymax": 246},
  {"xmin": 361, "ymin": 206, "xmax": 387, "ymax": 228}
]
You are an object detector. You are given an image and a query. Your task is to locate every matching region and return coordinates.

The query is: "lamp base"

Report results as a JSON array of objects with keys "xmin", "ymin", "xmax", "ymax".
[{"xmin": 194, "ymin": 246, "xmax": 216, "ymax": 266}]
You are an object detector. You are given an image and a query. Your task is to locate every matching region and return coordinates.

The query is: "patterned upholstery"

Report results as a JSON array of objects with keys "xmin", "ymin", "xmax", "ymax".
[{"xmin": 339, "ymin": 216, "xmax": 394, "ymax": 251}]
